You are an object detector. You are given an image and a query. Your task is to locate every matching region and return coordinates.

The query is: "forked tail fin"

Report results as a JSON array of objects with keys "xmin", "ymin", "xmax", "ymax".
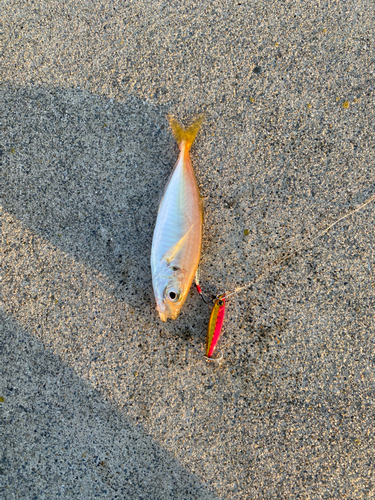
[{"xmin": 168, "ymin": 115, "xmax": 204, "ymax": 152}]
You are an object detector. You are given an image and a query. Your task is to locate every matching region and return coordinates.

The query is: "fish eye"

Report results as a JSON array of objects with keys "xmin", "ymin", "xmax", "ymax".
[{"xmin": 165, "ymin": 288, "xmax": 180, "ymax": 302}]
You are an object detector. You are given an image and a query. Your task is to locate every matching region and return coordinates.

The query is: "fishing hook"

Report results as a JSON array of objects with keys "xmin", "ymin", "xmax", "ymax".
[{"xmin": 204, "ymin": 350, "xmax": 224, "ymax": 362}]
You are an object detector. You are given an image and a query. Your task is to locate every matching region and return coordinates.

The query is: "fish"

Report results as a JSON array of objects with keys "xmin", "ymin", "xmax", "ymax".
[
  {"xmin": 151, "ymin": 115, "xmax": 204, "ymax": 322},
  {"xmin": 206, "ymin": 294, "xmax": 226, "ymax": 358}
]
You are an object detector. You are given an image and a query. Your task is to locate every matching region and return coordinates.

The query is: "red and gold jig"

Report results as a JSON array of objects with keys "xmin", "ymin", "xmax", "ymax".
[{"xmin": 205, "ymin": 294, "xmax": 226, "ymax": 361}]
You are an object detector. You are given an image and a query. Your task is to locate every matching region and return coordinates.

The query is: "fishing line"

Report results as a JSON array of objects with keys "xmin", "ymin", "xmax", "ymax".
[
  {"xmin": 199, "ymin": 191, "xmax": 375, "ymax": 360},
  {"xmin": 224, "ymin": 192, "xmax": 375, "ymax": 299}
]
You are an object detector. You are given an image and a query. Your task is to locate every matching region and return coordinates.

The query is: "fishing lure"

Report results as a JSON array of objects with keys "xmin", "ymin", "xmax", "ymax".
[
  {"xmin": 205, "ymin": 294, "xmax": 226, "ymax": 361},
  {"xmin": 203, "ymin": 192, "xmax": 375, "ymax": 361}
]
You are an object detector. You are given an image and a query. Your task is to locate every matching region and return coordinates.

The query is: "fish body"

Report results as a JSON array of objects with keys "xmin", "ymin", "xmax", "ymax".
[
  {"xmin": 206, "ymin": 295, "xmax": 226, "ymax": 358},
  {"xmin": 151, "ymin": 116, "xmax": 203, "ymax": 322}
]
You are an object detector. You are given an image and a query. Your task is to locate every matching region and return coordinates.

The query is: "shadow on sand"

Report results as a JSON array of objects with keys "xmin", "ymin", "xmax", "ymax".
[{"xmin": 1, "ymin": 84, "xmax": 218, "ymax": 499}]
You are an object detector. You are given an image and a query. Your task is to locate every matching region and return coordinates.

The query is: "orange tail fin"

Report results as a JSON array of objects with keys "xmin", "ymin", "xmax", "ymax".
[{"xmin": 168, "ymin": 115, "xmax": 204, "ymax": 152}]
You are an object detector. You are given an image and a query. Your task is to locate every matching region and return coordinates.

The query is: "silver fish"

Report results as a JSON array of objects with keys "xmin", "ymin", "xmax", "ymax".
[{"xmin": 151, "ymin": 116, "xmax": 203, "ymax": 322}]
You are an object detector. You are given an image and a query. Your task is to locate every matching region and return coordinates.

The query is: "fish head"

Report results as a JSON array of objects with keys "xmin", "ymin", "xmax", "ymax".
[{"xmin": 152, "ymin": 265, "xmax": 188, "ymax": 322}]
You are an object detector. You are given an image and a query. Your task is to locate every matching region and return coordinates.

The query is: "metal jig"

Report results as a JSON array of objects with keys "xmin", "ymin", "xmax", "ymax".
[{"xmin": 205, "ymin": 294, "xmax": 226, "ymax": 359}]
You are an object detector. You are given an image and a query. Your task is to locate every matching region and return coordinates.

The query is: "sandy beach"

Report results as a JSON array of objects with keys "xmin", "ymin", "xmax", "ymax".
[{"xmin": 1, "ymin": 0, "xmax": 375, "ymax": 498}]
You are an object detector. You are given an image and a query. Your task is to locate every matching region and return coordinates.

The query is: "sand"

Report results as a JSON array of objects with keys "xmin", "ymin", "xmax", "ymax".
[{"xmin": 1, "ymin": 0, "xmax": 375, "ymax": 498}]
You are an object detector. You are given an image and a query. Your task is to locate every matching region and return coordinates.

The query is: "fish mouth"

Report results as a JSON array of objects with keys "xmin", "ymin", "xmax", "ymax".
[
  {"xmin": 158, "ymin": 310, "xmax": 168, "ymax": 322},
  {"xmin": 156, "ymin": 302, "xmax": 170, "ymax": 322},
  {"xmin": 156, "ymin": 302, "xmax": 179, "ymax": 322}
]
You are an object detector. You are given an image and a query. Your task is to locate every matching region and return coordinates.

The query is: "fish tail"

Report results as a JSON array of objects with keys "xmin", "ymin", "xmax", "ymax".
[{"xmin": 168, "ymin": 115, "xmax": 204, "ymax": 152}]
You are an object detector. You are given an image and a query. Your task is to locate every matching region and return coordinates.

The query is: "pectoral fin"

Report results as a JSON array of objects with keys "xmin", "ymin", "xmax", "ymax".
[{"xmin": 162, "ymin": 225, "xmax": 194, "ymax": 264}]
